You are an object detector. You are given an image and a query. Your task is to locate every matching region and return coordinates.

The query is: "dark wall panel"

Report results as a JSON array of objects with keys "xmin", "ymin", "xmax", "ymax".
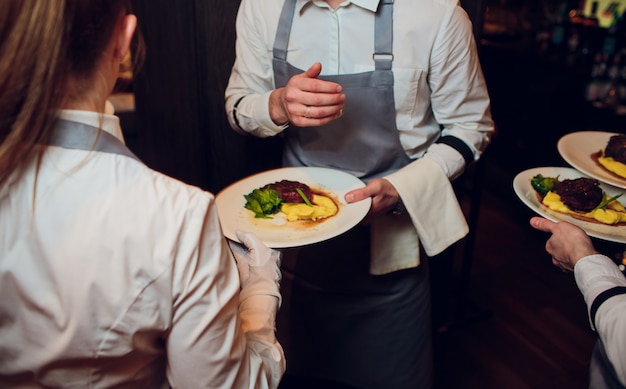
[{"xmin": 130, "ymin": 0, "xmax": 281, "ymax": 193}]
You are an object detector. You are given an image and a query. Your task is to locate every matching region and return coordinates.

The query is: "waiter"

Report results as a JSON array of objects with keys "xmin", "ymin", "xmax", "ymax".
[{"xmin": 224, "ymin": 0, "xmax": 494, "ymax": 387}]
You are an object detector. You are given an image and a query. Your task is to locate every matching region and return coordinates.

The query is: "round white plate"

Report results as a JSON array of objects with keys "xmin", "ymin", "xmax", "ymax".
[
  {"xmin": 558, "ymin": 131, "xmax": 626, "ymax": 189},
  {"xmin": 216, "ymin": 167, "xmax": 371, "ymax": 248},
  {"xmin": 513, "ymin": 166, "xmax": 626, "ymax": 244}
]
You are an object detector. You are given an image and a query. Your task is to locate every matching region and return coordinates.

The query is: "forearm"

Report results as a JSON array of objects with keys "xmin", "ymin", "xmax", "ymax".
[
  {"xmin": 224, "ymin": 0, "xmax": 287, "ymax": 138},
  {"xmin": 236, "ymin": 295, "xmax": 285, "ymax": 389},
  {"xmin": 226, "ymin": 90, "xmax": 286, "ymax": 137}
]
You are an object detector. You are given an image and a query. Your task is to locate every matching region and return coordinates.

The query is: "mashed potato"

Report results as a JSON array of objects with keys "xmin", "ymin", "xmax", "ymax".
[
  {"xmin": 280, "ymin": 194, "xmax": 338, "ymax": 221},
  {"xmin": 598, "ymin": 155, "xmax": 626, "ymax": 179},
  {"xmin": 543, "ymin": 191, "xmax": 626, "ymax": 224}
]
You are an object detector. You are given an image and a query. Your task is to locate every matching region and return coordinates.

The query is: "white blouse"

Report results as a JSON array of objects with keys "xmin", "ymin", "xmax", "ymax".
[{"xmin": 0, "ymin": 110, "xmax": 284, "ymax": 388}]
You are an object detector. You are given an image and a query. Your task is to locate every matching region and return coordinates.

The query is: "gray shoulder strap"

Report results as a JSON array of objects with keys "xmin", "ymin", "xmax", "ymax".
[{"xmin": 48, "ymin": 119, "xmax": 140, "ymax": 162}]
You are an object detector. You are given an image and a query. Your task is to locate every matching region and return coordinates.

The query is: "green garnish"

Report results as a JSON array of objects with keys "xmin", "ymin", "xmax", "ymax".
[
  {"xmin": 530, "ymin": 174, "xmax": 560, "ymax": 196},
  {"xmin": 244, "ymin": 188, "xmax": 283, "ymax": 218},
  {"xmin": 296, "ymin": 188, "xmax": 313, "ymax": 206},
  {"xmin": 593, "ymin": 193, "xmax": 623, "ymax": 211}
]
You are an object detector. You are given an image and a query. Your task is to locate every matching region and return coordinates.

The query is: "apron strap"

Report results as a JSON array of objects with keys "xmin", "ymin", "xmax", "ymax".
[
  {"xmin": 48, "ymin": 119, "xmax": 140, "ymax": 162},
  {"xmin": 273, "ymin": 0, "xmax": 393, "ymax": 71},
  {"xmin": 273, "ymin": 0, "xmax": 296, "ymax": 62},
  {"xmin": 374, "ymin": 0, "xmax": 393, "ymax": 71}
]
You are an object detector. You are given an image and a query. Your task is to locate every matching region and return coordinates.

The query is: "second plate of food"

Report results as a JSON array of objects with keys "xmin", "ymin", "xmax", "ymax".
[
  {"xmin": 513, "ymin": 166, "xmax": 626, "ymax": 244},
  {"xmin": 558, "ymin": 131, "xmax": 626, "ymax": 189}
]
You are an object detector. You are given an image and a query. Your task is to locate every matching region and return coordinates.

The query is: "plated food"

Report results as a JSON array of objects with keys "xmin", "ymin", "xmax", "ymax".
[
  {"xmin": 558, "ymin": 131, "xmax": 626, "ymax": 189},
  {"xmin": 594, "ymin": 134, "xmax": 626, "ymax": 180},
  {"xmin": 215, "ymin": 167, "xmax": 371, "ymax": 248},
  {"xmin": 244, "ymin": 179, "xmax": 339, "ymax": 222},
  {"xmin": 513, "ymin": 167, "xmax": 626, "ymax": 244},
  {"xmin": 530, "ymin": 174, "xmax": 626, "ymax": 225}
]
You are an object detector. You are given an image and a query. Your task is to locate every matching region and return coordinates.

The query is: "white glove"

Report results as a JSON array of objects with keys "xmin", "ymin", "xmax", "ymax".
[{"xmin": 228, "ymin": 231, "xmax": 282, "ymax": 306}]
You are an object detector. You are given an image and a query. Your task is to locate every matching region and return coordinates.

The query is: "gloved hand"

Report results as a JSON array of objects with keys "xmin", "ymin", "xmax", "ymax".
[
  {"xmin": 228, "ymin": 231, "xmax": 283, "ymax": 347},
  {"xmin": 228, "ymin": 231, "xmax": 282, "ymax": 306}
]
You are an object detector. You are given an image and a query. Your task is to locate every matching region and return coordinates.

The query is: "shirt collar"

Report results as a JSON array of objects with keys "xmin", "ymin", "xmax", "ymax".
[
  {"xmin": 298, "ymin": 0, "xmax": 379, "ymax": 13},
  {"xmin": 57, "ymin": 109, "xmax": 126, "ymax": 144},
  {"xmin": 352, "ymin": 0, "xmax": 379, "ymax": 12}
]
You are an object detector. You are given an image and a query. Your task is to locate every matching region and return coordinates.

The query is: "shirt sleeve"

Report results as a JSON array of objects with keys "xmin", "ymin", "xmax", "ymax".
[
  {"xmin": 225, "ymin": 0, "xmax": 287, "ymax": 138},
  {"xmin": 574, "ymin": 254, "xmax": 626, "ymax": 386},
  {"xmin": 424, "ymin": 5, "xmax": 494, "ymax": 179},
  {"xmin": 165, "ymin": 194, "xmax": 284, "ymax": 389},
  {"xmin": 225, "ymin": 1, "xmax": 494, "ymax": 180}
]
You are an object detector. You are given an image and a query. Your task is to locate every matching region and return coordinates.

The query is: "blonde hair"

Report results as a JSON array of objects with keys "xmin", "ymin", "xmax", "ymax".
[{"xmin": 0, "ymin": 0, "xmax": 137, "ymax": 187}]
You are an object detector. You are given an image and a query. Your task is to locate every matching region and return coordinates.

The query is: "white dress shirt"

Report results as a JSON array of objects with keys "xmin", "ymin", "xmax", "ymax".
[
  {"xmin": 225, "ymin": 0, "xmax": 494, "ymax": 180},
  {"xmin": 575, "ymin": 254, "xmax": 626, "ymax": 385},
  {"xmin": 225, "ymin": 0, "xmax": 493, "ymax": 273},
  {"xmin": 0, "ymin": 110, "xmax": 284, "ymax": 388}
]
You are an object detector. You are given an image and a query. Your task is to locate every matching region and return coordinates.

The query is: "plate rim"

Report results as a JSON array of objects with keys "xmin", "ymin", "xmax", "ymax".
[
  {"xmin": 513, "ymin": 166, "xmax": 626, "ymax": 244},
  {"xmin": 215, "ymin": 166, "xmax": 372, "ymax": 248},
  {"xmin": 557, "ymin": 130, "xmax": 626, "ymax": 190}
]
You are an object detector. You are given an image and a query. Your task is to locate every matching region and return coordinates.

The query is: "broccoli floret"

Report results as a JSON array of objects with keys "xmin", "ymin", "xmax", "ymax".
[
  {"xmin": 244, "ymin": 188, "xmax": 283, "ymax": 218},
  {"xmin": 530, "ymin": 174, "xmax": 560, "ymax": 196}
]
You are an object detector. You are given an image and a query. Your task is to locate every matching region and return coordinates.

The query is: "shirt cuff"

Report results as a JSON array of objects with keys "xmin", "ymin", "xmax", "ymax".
[
  {"xmin": 423, "ymin": 143, "xmax": 466, "ymax": 180},
  {"xmin": 575, "ymin": 254, "xmax": 626, "ymax": 293},
  {"xmin": 236, "ymin": 92, "xmax": 288, "ymax": 137},
  {"xmin": 574, "ymin": 254, "xmax": 626, "ymax": 329}
]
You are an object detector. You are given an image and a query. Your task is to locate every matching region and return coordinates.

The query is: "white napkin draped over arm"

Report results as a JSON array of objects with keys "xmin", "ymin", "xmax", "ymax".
[{"xmin": 370, "ymin": 157, "xmax": 468, "ymax": 275}]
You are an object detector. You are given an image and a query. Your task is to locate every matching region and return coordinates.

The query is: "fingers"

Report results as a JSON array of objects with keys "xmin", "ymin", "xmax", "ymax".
[
  {"xmin": 275, "ymin": 63, "xmax": 345, "ymax": 126},
  {"xmin": 345, "ymin": 187, "xmax": 371, "ymax": 203},
  {"xmin": 297, "ymin": 103, "xmax": 343, "ymax": 121},
  {"xmin": 286, "ymin": 81, "xmax": 344, "ymax": 109},
  {"xmin": 346, "ymin": 178, "xmax": 399, "ymax": 218},
  {"xmin": 530, "ymin": 216, "xmax": 556, "ymax": 233},
  {"xmin": 292, "ymin": 63, "xmax": 342, "ymax": 96},
  {"xmin": 531, "ymin": 218, "xmax": 596, "ymax": 271},
  {"xmin": 235, "ymin": 230, "xmax": 256, "ymax": 251},
  {"xmin": 228, "ymin": 236, "xmax": 251, "ymax": 283},
  {"xmin": 304, "ymin": 62, "xmax": 323, "ymax": 79},
  {"xmin": 288, "ymin": 104, "xmax": 344, "ymax": 127}
]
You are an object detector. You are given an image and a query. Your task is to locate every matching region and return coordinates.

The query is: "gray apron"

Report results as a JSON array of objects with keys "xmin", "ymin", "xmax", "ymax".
[
  {"xmin": 274, "ymin": 0, "xmax": 410, "ymax": 182},
  {"xmin": 273, "ymin": 1, "xmax": 432, "ymax": 387}
]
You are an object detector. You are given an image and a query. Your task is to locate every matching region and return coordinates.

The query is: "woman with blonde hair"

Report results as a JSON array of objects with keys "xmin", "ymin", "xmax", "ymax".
[{"xmin": 0, "ymin": 1, "xmax": 284, "ymax": 387}]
